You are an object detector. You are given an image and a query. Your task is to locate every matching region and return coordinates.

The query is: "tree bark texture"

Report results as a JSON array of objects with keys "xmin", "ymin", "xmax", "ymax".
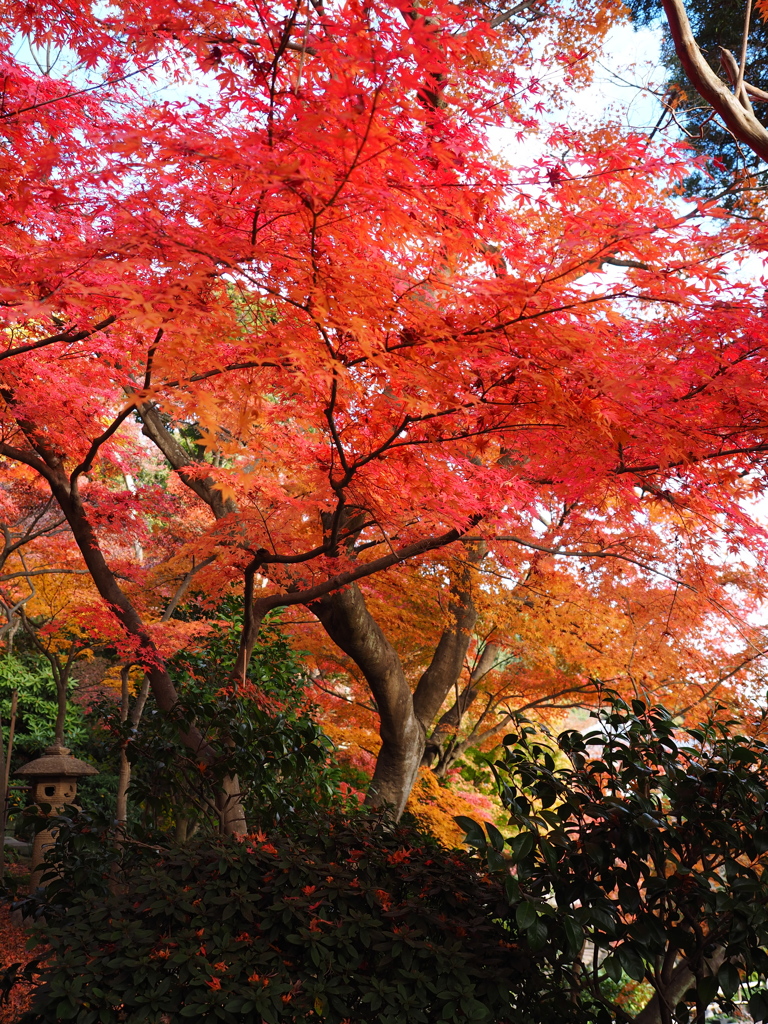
[
  {"xmin": 661, "ymin": 0, "xmax": 768, "ymax": 162},
  {"xmin": 115, "ymin": 667, "xmax": 152, "ymax": 829},
  {"xmin": 312, "ymin": 583, "xmax": 424, "ymax": 817},
  {"xmin": 633, "ymin": 947, "xmax": 725, "ymax": 1024}
]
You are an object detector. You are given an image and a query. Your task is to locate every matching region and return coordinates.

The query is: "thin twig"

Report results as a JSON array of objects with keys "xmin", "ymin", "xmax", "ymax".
[
  {"xmin": 1, "ymin": 62, "xmax": 162, "ymax": 120},
  {"xmin": 736, "ymin": 0, "xmax": 754, "ymax": 106}
]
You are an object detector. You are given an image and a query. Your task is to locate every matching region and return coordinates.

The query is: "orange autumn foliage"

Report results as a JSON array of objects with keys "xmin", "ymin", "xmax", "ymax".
[{"xmin": 405, "ymin": 769, "xmax": 501, "ymax": 847}]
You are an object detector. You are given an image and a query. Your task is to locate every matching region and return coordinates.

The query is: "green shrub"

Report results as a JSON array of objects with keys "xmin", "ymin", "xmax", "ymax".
[
  {"xmin": 123, "ymin": 609, "xmax": 342, "ymax": 832},
  {"xmin": 19, "ymin": 814, "xmax": 579, "ymax": 1024},
  {"xmin": 78, "ymin": 608, "xmax": 341, "ymax": 835},
  {"xmin": 459, "ymin": 697, "xmax": 768, "ymax": 1024},
  {"xmin": 0, "ymin": 653, "xmax": 89, "ymax": 758}
]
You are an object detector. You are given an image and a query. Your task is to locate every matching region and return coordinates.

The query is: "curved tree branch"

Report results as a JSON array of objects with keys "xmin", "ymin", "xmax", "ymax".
[{"xmin": 661, "ymin": 0, "xmax": 768, "ymax": 161}]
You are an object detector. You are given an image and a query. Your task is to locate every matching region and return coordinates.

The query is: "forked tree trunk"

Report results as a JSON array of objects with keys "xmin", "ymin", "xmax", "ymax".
[
  {"xmin": 139, "ymin": 399, "xmax": 490, "ymax": 819},
  {"xmin": 115, "ymin": 667, "xmax": 151, "ymax": 829},
  {"xmin": 421, "ymin": 640, "xmax": 499, "ymax": 769},
  {"xmin": 312, "ymin": 544, "xmax": 486, "ymax": 817},
  {"xmin": 632, "ymin": 948, "xmax": 725, "ymax": 1024},
  {"xmin": 312, "ymin": 583, "xmax": 425, "ymax": 817}
]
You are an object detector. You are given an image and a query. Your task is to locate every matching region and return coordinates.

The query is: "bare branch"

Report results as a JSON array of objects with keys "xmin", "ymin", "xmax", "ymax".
[
  {"xmin": 0, "ymin": 568, "xmax": 88, "ymax": 581},
  {"xmin": 676, "ymin": 648, "xmax": 768, "ymax": 715},
  {"xmin": 70, "ymin": 403, "xmax": 137, "ymax": 485},
  {"xmin": 160, "ymin": 556, "xmax": 217, "ymax": 622},
  {"xmin": 661, "ymin": 0, "xmax": 768, "ymax": 161},
  {"xmin": 0, "ymin": 441, "xmax": 53, "ymax": 479},
  {"xmin": 736, "ymin": 0, "xmax": 754, "ymax": 106},
  {"xmin": 0, "ymin": 316, "xmax": 117, "ymax": 363},
  {"xmin": 144, "ymin": 329, "xmax": 163, "ymax": 389},
  {"xmin": 0, "ymin": 64, "xmax": 161, "ymax": 121},
  {"xmin": 255, "ymin": 517, "xmax": 483, "ymax": 615},
  {"xmin": 720, "ymin": 46, "xmax": 768, "ymax": 103},
  {"xmin": 133, "ymin": 399, "xmax": 235, "ymax": 519},
  {"xmin": 463, "ymin": 535, "xmax": 695, "ymax": 589},
  {"xmin": 490, "ymin": 0, "xmax": 538, "ymax": 29}
]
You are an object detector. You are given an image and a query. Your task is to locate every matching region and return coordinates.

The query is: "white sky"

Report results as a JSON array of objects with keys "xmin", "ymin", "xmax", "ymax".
[{"xmin": 578, "ymin": 21, "xmax": 665, "ymax": 128}]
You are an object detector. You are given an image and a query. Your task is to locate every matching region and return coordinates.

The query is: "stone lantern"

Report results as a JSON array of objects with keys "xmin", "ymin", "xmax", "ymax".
[{"xmin": 16, "ymin": 745, "xmax": 98, "ymax": 888}]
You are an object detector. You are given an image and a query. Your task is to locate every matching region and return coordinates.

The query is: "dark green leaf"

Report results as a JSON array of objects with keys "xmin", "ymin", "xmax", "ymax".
[
  {"xmin": 508, "ymin": 831, "xmax": 534, "ymax": 863},
  {"xmin": 718, "ymin": 961, "xmax": 741, "ymax": 998},
  {"xmin": 516, "ymin": 902, "xmax": 537, "ymax": 930},
  {"xmin": 617, "ymin": 944, "xmax": 645, "ymax": 982},
  {"xmin": 563, "ymin": 918, "xmax": 584, "ymax": 956},
  {"xmin": 455, "ymin": 817, "xmax": 487, "ymax": 849},
  {"xmin": 485, "ymin": 822, "xmax": 505, "ymax": 852}
]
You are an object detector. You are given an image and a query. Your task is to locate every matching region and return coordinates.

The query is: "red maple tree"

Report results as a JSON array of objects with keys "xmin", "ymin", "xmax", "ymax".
[{"xmin": 2, "ymin": 0, "xmax": 768, "ymax": 828}]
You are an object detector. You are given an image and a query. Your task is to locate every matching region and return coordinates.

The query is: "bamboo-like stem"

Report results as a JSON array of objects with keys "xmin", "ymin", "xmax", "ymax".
[{"xmin": 0, "ymin": 689, "xmax": 19, "ymax": 882}]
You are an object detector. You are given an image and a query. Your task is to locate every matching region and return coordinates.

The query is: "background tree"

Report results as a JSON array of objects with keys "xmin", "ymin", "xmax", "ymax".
[{"xmin": 652, "ymin": 0, "xmax": 768, "ymax": 167}]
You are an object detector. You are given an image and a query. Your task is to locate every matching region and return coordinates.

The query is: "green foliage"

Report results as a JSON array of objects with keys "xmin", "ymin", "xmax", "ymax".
[
  {"xmin": 0, "ymin": 653, "xmax": 88, "ymax": 757},
  {"xmin": 18, "ymin": 813, "xmax": 578, "ymax": 1024},
  {"xmin": 459, "ymin": 697, "xmax": 768, "ymax": 1023},
  {"xmin": 104, "ymin": 606, "xmax": 342, "ymax": 833},
  {"xmin": 171, "ymin": 604, "xmax": 310, "ymax": 709},
  {"xmin": 0, "ymin": 652, "xmax": 115, "ymax": 838},
  {"xmin": 456, "ymin": 748, "xmax": 499, "ymax": 795},
  {"xmin": 598, "ymin": 975, "xmax": 654, "ymax": 1018}
]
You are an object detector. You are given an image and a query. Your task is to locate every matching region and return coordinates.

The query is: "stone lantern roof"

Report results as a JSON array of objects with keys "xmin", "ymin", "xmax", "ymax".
[{"xmin": 15, "ymin": 745, "xmax": 99, "ymax": 778}]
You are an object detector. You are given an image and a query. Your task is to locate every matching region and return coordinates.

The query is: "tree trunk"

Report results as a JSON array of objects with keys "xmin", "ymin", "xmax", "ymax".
[
  {"xmin": 216, "ymin": 774, "xmax": 248, "ymax": 835},
  {"xmin": 313, "ymin": 545, "xmax": 487, "ymax": 816},
  {"xmin": 633, "ymin": 948, "xmax": 725, "ymax": 1024},
  {"xmin": 661, "ymin": 0, "xmax": 768, "ymax": 163},
  {"xmin": 19, "ymin": 615, "xmax": 80, "ymax": 749},
  {"xmin": 43, "ymin": 466, "xmax": 247, "ymax": 835},
  {"xmin": 421, "ymin": 640, "xmax": 498, "ymax": 768},
  {"xmin": 312, "ymin": 583, "xmax": 424, "ymax": 817},
  {"xmin": 0, "ymin": 689, "xmax": 18, "ymax": 883},
  {"xmin": 411, "ymin": 549, "xmax": 483, "ymax": 727},
  {"xmin": 115, "ymin": 666, "xmax": 131, "ymax": 829},
  {"xmin": 174, "ymin": 816, "xmax": 199, "ymax": 843},
  {"xmin": 138, "ymin": 404, "xmax": 493, "ymax": 819},
  {"xmin": 115, "ymin": 667, "xmax": 152, "ymax": 829}
]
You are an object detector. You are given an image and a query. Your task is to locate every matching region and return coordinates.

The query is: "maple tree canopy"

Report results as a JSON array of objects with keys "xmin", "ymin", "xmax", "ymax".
[{"xmin": 2, "ymin": 0, "xmax": 768, "ymax": 828}]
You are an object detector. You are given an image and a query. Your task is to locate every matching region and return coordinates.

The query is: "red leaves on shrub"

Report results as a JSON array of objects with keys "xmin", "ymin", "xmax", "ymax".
[{"xmin": 0, "ymin": 903, "xmax": 44, "ymax": 1023}]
